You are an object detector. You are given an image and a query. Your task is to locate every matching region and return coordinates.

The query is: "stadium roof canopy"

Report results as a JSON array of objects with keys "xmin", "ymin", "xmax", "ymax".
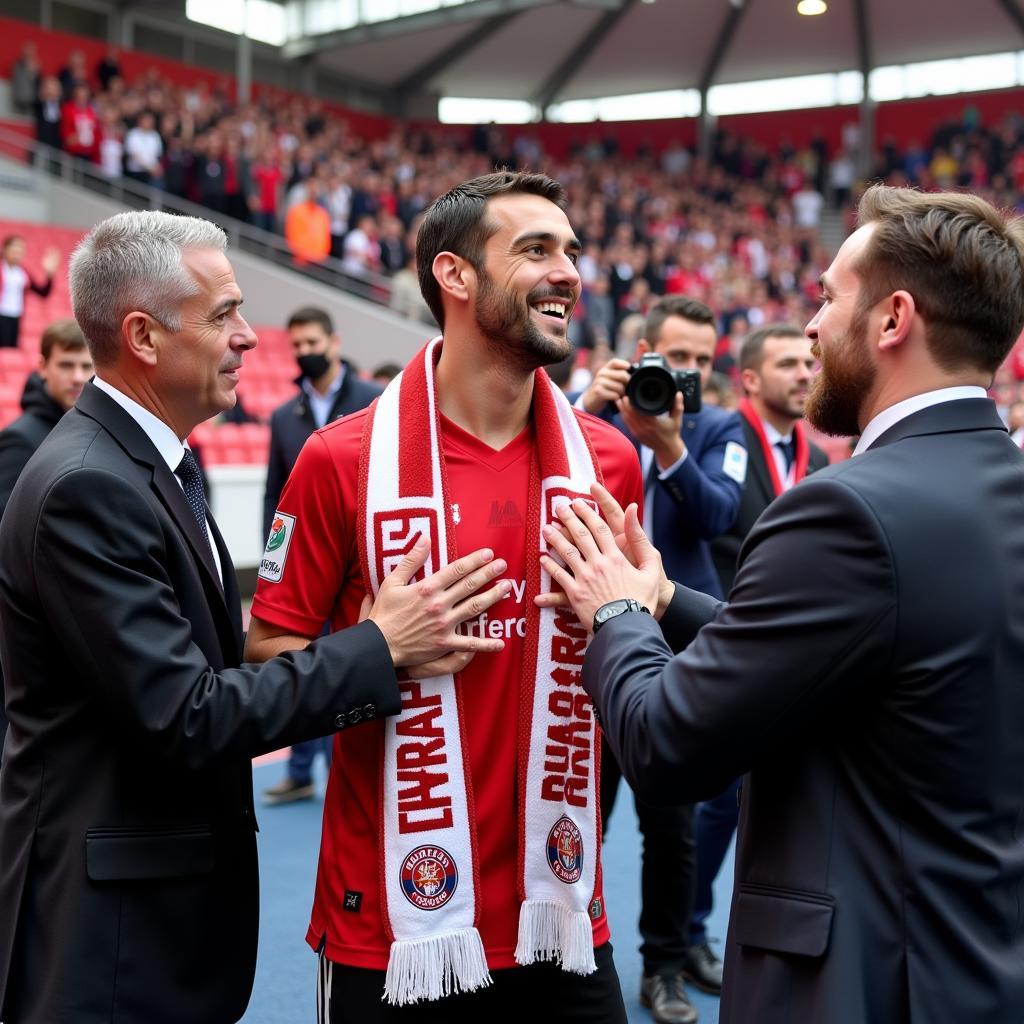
[{"xmin": 266, "ymin": 0, "xmax": 1024, "ymax": 115}]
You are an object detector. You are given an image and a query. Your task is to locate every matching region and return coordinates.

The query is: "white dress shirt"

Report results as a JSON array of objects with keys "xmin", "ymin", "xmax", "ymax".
[
  {"xmin": 762, "ymin": 420, "xmax": 796, "ymax": 491},
  {"xmin": 852, "ymin": 386, "xmax": 988, "ymax": 457},
  {"xmin": 300, "ymin": 364, "xmax": 345, "ymax": 429},
  {"xmin": 93, "ymin": 376, "xmax": 222, "ymax": 582}
]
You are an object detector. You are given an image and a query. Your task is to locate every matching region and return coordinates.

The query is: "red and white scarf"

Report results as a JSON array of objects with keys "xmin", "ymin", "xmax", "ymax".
[
  {"xmin": 738, "ymin": 397, "xmax": 811, "ymax": 495},
  {"xmin": 358, "ymin": 337, "xmax": 603, "ymax": 1005}
]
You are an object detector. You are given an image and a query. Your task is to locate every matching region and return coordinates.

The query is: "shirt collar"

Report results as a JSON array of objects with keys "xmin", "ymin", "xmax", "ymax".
[
  {"xmin": 762, "ymin": 420, "xmax": 793, "ymax": 446},
  {"xmin": 300, "ymin": 363, "xmax": 345, "ymax": 404},
  {"xmin": 92, "ymin": 375, "xmax": 186, "ymax": 473},
  {"xmin": 852, "ymin": 386, "xmax": 988, "ymax": 456}
]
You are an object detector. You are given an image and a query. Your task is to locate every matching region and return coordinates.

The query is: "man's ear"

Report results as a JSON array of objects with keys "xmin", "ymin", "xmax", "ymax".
[
  {"xmin": 636, "ymin": 338, "xmax": 652, "ymax": 360},
  {"xmin": 121, "ymin": 311, "xmax": 161, "ymax": 367},
  {"xmin": 877, "ymin": 290, "xmax": 915, "ymax": 353},
  {"xmin": 432, "ymin": 251, "xmax": 472, "ymax": 306},
  {"xmin": 740, "ymin": 367, "xmax": 759, "ymax": 397}
]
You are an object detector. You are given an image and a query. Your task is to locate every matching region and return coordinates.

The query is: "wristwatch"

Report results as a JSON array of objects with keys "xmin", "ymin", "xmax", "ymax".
[{"xmin": 592, "ymin": 598, "xmax": 650, "ymax": 634}]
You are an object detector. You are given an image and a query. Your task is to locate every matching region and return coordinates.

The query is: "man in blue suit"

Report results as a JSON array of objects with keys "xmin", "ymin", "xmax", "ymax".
[{"xmin": 576, "ymin": 295, "xmax": 745, "ymax": 1023}]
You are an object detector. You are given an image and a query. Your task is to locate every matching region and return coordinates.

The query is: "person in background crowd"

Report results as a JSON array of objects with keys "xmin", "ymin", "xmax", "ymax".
[
  {"xmin": 0, "ymin": 236, "xmax": 59, "ymax": 348},
  {"xmin": 576, "ymin": 295, "xmax": 746, "ymax": 1024},
  {"xmin": 711, "ymin": 325, "xmax": 828, "ymax": 592},
  {"xmin": 11, "ymin": 42, "xmax": 40, "ymax": 116},
  {"xmin": 261, "ymin": 306, "xmax": 382, "ymax": 806},
  {"xmin": 285, "ymin": 183, "xmax": 331, "ymax": 264},
  {"xmin": 33, "ymin": 75, "xmax": 63, "ymax": 155},
  {"xmin": 57, "ymin": 49, "xmax": 89, "ymax": 102},
  {"xmin": 123, "ymin": 110, "xmax": 164, "ymax": 188},
  {"xmin": 96, "ymin": 46, "xmax": 122, "ymax": 92},
  {"xmin": 60, "ymin": 83, "xmax": 99, "ymax": 164}
]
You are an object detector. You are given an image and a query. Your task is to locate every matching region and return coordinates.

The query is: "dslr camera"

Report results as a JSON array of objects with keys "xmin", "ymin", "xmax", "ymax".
[{"xmin": 626, "ymin": 353, "xmax": 702, "ymax": 416}]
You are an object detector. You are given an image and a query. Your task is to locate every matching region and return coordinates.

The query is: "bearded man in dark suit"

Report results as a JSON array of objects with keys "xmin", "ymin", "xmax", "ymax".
[
  {"xmin": 0, "ymin": 210, "xmax": 508, "ymax": 1024},
  {"xmin": 540, "ymin": 185, "xmax": 1024, "ymax": 1024}
]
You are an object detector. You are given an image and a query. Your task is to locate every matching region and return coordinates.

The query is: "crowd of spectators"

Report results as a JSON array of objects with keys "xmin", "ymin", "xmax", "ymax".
[{"xmin": 11, "ymin": 39, "xmax": 1024, "ymax": 394}]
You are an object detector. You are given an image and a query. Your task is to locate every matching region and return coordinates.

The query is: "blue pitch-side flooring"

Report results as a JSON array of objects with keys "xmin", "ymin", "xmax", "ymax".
[{"xmin": 242, "ymin": 758, "xmax": 735, "ymax": 1024}]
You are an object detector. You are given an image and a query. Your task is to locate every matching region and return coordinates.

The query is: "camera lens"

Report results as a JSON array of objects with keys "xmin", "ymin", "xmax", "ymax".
[{"xmin": 627, "ymin": 365, "xmax": 675, "ymax": 415}]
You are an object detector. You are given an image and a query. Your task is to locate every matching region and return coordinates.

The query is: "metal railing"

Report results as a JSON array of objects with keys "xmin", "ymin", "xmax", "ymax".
[{"xmin": 0, "ymin": 123, "xmax": 395, "ymax": 306}]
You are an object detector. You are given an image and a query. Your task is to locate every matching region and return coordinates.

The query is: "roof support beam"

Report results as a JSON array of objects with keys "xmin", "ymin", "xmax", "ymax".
[
  {"xmin": 284, "ymin": 0, "xmax": 556, "ymax": 60},
  {"xmin": 395, "ymin": 12, "xmax": 520, "ymax": 98},
  {"xmin": 698, "ymin": 0, "xmax": 749, "ymax": 95},
  {"xmin": 533, "ymin": 0, "xmax": 637, "ymax": 115},
  {"xmin": 853, "ymin": 0, "xmax": 873, "ymax": 176},
  {"xmin": 996, "ymin": 0, "xmax": 1024, "ymax": 37}
]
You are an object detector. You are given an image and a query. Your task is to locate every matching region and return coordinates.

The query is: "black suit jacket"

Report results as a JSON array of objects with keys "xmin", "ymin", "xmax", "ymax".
[
  {"xmin": 584, "ymin": 398, "xmax": 1024, "ymax": 1023},
  {"xmin": 711, "ymin": 417, "xmax": 829, "ymax": 593},
  {"xmin": 262, "ymin": 365, "xmax": 382, "ymax": 542},
  {"xmin": 0, "ymin": 383, "xmax": 401, "ymax": 1024},
  {"xmin": 0, "ymin": 377, "xmax": 64, "ymax": 745}
]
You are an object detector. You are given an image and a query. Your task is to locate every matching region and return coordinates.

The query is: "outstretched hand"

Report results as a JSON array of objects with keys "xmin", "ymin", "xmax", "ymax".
[
  {"xmin": 535, "ymin": 482, "xmax": 674, "ymax": 619},
  {"xmin": 537, "ymin": 495, "xmax": 664, "ymax": 632},
  {"xmin": 367, "ymin": 536, "xmax": 511, "ymax": 669}
]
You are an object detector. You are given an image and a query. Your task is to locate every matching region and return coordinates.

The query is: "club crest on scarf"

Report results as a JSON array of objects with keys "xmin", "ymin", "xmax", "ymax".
[
  {"xmin": 546, "ymin": 816, "xmax": 584, "ymax": 884},
  {"xmin": 374, "ymin": 508, "xmax": 440, "ymax": 582},
  {"xmin": 400, "ymin": 845, "xmax": 459, "ymax": 911}
]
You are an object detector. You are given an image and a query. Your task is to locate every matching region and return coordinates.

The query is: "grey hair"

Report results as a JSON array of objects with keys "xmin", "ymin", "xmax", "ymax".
[{"xmin": 69, "ymin": 210, "xmax": 227, "ymax": 366}]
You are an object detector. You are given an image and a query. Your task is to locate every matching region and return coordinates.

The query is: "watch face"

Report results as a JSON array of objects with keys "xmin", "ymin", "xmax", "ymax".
[{"xmin": 596, "ymin": 599, "xmax": 629, "ymax": 627}]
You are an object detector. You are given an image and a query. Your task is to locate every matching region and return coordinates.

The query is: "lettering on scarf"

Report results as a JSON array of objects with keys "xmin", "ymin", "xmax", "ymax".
[
  {"xmin": 541, "ymin": 609, "xmax": 593, "ymax": 807},
  {"xmin": 396, "ymin": 681, "xmax": 454, "ymax": 834}
]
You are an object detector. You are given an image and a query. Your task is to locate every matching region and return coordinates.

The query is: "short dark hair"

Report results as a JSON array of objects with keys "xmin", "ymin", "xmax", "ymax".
[
  {"xmin": 855, "ymin": 185, "xmax": 1024, "ymax": 374},
  {"xmin": 416, "ymin": 171, "xmax": 567, "ymax": 328},
  {"xmin": 739, "ymin": 324, "xmax": 805, "ymax": 373},
  {"xmin": 40, "ymin": 318, "xmax": 87, "ymax": 361},
  {"xmin": 286, "ymin": 306, "xmax": 333, "ymax": 335},
  {"xmin": 644, "ymin": 295, "xmax": 715, "ymax": 346}
]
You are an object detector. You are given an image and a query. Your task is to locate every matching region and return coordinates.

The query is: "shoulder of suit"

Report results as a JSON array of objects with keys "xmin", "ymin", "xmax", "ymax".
[
  {"xmin": 268, "ymin": 390, "xmax": 307, "ymax": 421},
  {"xmin": 692, "ymin": 401, "xmax": 741, "ymax": 430},
  {"xmin": 807, "ymin": 438, "xmax": 830, "ymax": 469},
  {"xmin": 687, "ymin": 404, "xmax": 745, "ymax": 441}
]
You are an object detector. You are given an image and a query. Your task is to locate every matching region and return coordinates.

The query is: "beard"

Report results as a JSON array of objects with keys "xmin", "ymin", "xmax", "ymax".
[
  {"xmin": 805, "ymin": 309, "xmax": 876, "ymax": 437},
  {"xmin": 474, "ymin": 268, "xmax": 573, "ymax": 370}
]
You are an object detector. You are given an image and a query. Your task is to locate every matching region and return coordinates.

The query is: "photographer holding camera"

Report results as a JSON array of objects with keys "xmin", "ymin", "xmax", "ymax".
[{"xmin": 577, "ymin": 294, "xmax": 746, "ymax": 1024}]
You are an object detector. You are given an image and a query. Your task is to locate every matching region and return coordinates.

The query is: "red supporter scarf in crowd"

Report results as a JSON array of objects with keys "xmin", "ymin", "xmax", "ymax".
[
  {"xmin": 738, "ymin": 397, "xmax": 811, "ymax": 496},
  {"xmin": 357, "ymin": 337, "xmax": 603, "ymax": 1005}
]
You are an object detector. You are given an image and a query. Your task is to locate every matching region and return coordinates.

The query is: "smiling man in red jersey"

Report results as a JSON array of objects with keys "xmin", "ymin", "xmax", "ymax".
[{"xmin": 247, "ymin": 172, "xmax": 643, "ymax": 1023}]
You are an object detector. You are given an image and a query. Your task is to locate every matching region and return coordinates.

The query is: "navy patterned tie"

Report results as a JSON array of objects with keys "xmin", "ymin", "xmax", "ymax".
[
  {"xmin": 175, "ymin": 448, "xmax": 209, "ymax": 544},
  {"xmin": 776, "ymin": 438, "xmax": 795, "ymax": 472}
]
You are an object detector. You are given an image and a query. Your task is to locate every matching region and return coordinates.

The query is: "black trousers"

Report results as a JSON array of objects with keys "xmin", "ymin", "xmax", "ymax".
[
  {"xmin": 601, "ymin": 736, "xmax": 695, "ymax": 975},
  {"xmin": 0, "ymin": 315, "xmax": 21, "ymax": 348},
  {"xmin": 322, "ymin": 942, "xmax": 627, "ymax": 1023}
]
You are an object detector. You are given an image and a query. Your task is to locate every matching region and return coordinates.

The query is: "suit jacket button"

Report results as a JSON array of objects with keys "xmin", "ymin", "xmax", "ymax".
[
  {"xmin": 347, "ymin": 708, "xmax": 363, "ymax": 725},
  {"xmin": 364, "ymin": 704, "xmax": 376, "ymax": 719},
  {"xmin": 333, "ymin": 713, "xmax": 347, "ymax": 729}
]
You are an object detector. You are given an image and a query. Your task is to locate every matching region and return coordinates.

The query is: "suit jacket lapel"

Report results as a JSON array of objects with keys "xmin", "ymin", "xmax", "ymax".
[
  {"xmin": 76, "ymin": 384, "xmax": 232, "ymax": 621},
  {"xmin": 208, "ymin": 512, "xmax": 243, "ymax": 657},
  {"xmin": 743, "ymin": 428, "xmax": 776, "ymax": 506}
]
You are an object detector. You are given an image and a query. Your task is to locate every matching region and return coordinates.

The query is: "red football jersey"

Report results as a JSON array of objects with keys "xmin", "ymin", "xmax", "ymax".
[{"xmin": 251, "ymin": 404, "xmax": 643, "ymax": 970}]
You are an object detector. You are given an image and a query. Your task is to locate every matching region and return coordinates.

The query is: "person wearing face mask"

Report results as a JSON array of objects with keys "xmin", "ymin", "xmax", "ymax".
[{"xmin": 261, "ymin": 306, "xmax": 382, "ymax": 806}]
